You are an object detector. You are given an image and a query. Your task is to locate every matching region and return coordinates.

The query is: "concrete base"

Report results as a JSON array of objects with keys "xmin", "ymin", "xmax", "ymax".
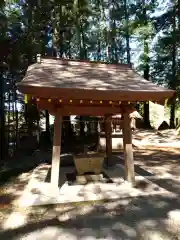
[
  {"xmin": 13, "ymin": 163, "xmax": 172, "ymax": 208},
  {"xmin": 74, "ymin": 154, "xmax": 104, "ymax": 175},
  {"xmin": 76, "ymin": 174, "xmax": 104, "ymax": 184}
]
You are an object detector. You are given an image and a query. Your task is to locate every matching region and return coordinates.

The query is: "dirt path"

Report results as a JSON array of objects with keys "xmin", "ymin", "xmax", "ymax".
[
  {"xmin": 133, "ymin": 129, "xmax": 180, "ymax": 149},
  {"xmin": 1, "ymin": 195, "xmax": 180, "ymax": 239}
]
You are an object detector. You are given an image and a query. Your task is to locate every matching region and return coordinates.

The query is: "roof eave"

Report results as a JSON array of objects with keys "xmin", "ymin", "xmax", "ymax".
[{"xmin": 17, "ymin": 84, "xmax": 175, "ymax": 103}]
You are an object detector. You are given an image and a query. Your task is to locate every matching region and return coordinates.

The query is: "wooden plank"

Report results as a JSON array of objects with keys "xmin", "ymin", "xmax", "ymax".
[
  {"xmin": 122, "ymin": 111, "xmax": 135, "ymax": 184},
  {"xmin": 50, "ymin": 111, "xmax": 62, "ymax": 187},
  {"xmin": 105, "ymin": 116, "xmax": 112, "ymax": 166}
]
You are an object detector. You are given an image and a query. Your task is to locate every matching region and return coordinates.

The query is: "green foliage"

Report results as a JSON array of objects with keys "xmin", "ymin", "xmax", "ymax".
[{"xmin": 1, "ymin": 0, "xmax": 180, "ymax": 158}]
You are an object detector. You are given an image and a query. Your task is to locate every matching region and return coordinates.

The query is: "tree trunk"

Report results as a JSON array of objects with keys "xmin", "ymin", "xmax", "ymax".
[
  {"xmin": 0, "ymin": 72, "xmax": 6, "ymax": 161},
  {"xmin": 97, "ymin": 39, "xmax": 101, "ymax": 61},
  {"xmin": 12, "ymin": 93, "xmax": 15, "ymax": 154},
  {"xmin": 169, "ymin": 2, "xmax": 176, "ymax": 129},
  {"xmin": 27, "ymin": 2, "xmax": 33, "ymax": 64},
  {"xmin": 52, "ymin": 2, "xmax": 61, "ymax": 57},
  {"xmin": 178, "ymin": 0, "xmax": 180, "ymax": 35},
  {"xmin": 45, "ymin": 110, "xmax": 50, "ymax": 139},
  {"xmin": 124, "ymin": 0, "xmax": 131, "ymax": 64},
  {"xmin": 7, "ymin": 92, "xmax": 11, "ymax": 150},
  {"xmin": 143, "ymin": 39, "xmax": 151, "ymax": 128},
  {"xmin": 15, "ymin": 109, "xmax": 18, "ymax": 150},
  {"xmin": 170, "ymin": 102, "xmax": 175, "ymax": 128},
  {"xmin": 78, "ymin": 7, "xmax": 88, "ymax": 138},
  {"xmin": 63, "ymin": 116, "xmax": 72, "ymax": 151},
  {"xmin": 110, "ymin": 1, "xmax": 118, "ymax": 63},
  {"xmin": 79, "ymin": 116, "xmax": 85, "ymax": 144}
]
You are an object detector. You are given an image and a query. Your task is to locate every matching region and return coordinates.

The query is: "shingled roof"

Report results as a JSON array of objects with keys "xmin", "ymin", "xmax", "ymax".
[{"xmin": 17, "ymin": 58, "xmax": 175, "ymax": 102}]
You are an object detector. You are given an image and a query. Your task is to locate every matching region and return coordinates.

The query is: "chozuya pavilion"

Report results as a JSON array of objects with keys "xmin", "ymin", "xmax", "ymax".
[{"xmin": 17, "ymin": 56, "xmax": 175, "ymax": 188}]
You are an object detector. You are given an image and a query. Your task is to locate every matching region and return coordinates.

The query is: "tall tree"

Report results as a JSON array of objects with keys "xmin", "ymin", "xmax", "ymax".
[
  {"xmin": 152, "ymin": 0, "xmax": 179, "ymax": 128},
  {"xmin": 129, "ymin": 0, "xmax": 157, "ymax": 128},
  {"xmin": 123, "ymin": 0, "xmax": 131, "ymax": 64},
  {"xmin": 0, "ymin": 1, "xmax": 7, "ymax": 160},
  {"xmin": 169, "ymin": 0, "xmax": 177, "ymax": 128}
]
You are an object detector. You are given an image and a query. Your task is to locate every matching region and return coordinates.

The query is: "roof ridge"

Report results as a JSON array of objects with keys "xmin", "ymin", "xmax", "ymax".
[{"xmin": 41, "ymin": 57, "xmax": 131, "ymax": 68}]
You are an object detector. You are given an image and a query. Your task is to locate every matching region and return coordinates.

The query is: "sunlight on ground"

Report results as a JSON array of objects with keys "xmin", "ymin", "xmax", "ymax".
[
  {"xmin": 1, "ymin": 147, "xmax": 180, "ymax": 239},
  {"xmin": 133, "ymin": 129, "xmax": 180, "ymax": 149},
  {"xmin": 168, "ymin": 209, "xmax": 180, "ymax": 221},
  {"xmin": 11, "ymin": 163, "xmax": 171, "ymax": 209},
  {"xmin": 2, "ymin": 211, "xmax": 29, "ymax": 229},
  {"xmin": 1, "ymin": 196, "xmax": 180, "ymax": 239},
  {"xmin": 140, "ymin": 230, "xmax": 170, "ymax": 240}
]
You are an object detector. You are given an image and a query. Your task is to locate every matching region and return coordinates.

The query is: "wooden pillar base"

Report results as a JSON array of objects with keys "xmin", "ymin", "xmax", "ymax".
[
  {"xmin": 122, "ymin": 111, "xmax": 135, "ymax": 184},
  {"xmin": 50, "ymin": 111, "xmax": 62, "ymax": 188}
]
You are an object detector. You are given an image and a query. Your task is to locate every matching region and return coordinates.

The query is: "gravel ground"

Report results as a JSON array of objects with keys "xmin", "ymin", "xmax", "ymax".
[
  {"xmin": 1, "ymin": 196, "xmax": 180, "ymax": 239},
  {"xmin": 0, "ymin": 139, "xmax": 180, "ymax": 239}
]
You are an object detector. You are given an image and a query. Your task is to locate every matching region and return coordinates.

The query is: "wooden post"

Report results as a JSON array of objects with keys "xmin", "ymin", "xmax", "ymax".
[
  {"xmin": 122, "ymin": 111, "xmax": 135, "ymax": 184},
  {"xmin": 51, "ymin": 111, "xmax": 62, "ymax": 187},
  {"xmin": 105, "ymin": 115, "xmax": 112, "ymax": 166}
]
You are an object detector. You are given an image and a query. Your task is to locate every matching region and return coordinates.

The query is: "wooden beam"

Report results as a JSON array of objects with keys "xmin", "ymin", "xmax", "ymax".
[
  {"xmin": 35, "ymin": 98, "xmax": 125, "ymax": 106},
  {"xmin": 37, "ymin": 103, "xmax": 122, "ymax": 116},
  {"xmin": 51, "ymin": 111, "xmax": 62, "ymax": 188},
  {"xmin": 122, "ymin": 111, "xmax": 135, "ymax": 184},
  {"xmin": 105, "ymin": 115, "xmax": 112, "ymax": 166},
  {"xmin": 18, "ymin": 85, "xmax": 175, "ymax": 103},
  {"xmin": 56, "ymin": 106, "xmax": 121, "ymax": 116}
]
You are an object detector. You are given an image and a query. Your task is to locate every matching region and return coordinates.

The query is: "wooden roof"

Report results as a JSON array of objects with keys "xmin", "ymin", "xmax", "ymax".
[{"xmin": 17, "ymin": 58, "xmax": 175, "ymax": 102}]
